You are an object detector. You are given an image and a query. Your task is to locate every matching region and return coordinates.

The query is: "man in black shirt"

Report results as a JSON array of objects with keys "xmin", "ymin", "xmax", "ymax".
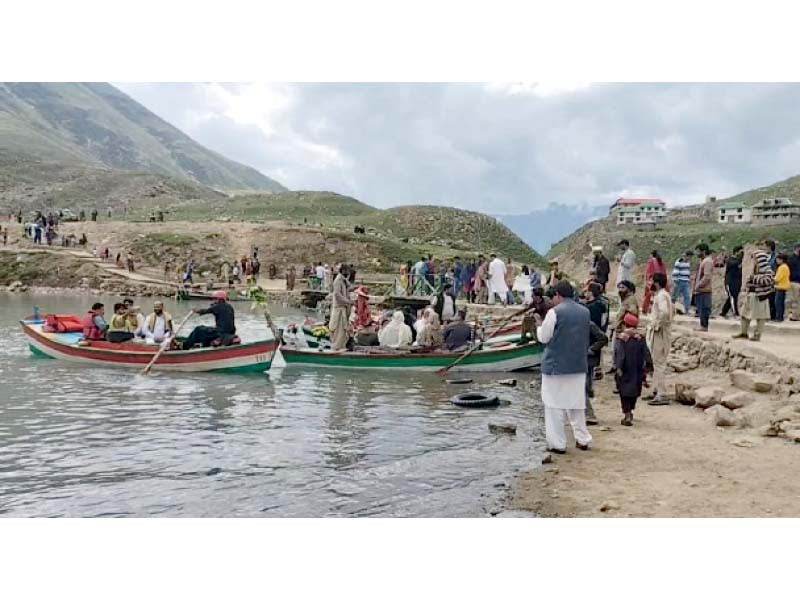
[
  {"xmin": 182, "ymin": 291, "xmax": 237, "ymax": 349},
  {"xmin": 443, "ymin": 309, "xmax": 473, "ymax": 351},
  {"xmin": 592, "ymin": 246, "xmax": 610, "ymax": 292},
  {"xmin": 720, "ymin": 246, "xmax": 743, "ymax": 318}
]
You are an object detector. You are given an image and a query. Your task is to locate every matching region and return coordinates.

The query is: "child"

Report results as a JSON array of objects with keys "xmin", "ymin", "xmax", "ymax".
[
  {"xmin": 613, "ymin": 313, "xmax": 653, "ymax": 426},
  {"xmin": 774, "ymin": 253, "xmax": 790, "ymax": 322}
]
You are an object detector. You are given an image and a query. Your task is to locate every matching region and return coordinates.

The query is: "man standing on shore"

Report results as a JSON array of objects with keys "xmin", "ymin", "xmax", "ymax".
[
  {"xmin": 693, "ymin": 244, "xmax": 714, "ymax": 332},
  {"xmin": 616, "ymin": 239, "xmax": 636, "ymax": 286},
  {"xmin": 592, "ymin": 246, "xmax": 610, "ymax": 291},
  {"xmin": 720, "ymin": 246, "xmax": 743, "ymax": 318},
  {"xmin": 534, "ymin": 281, "xmax": 592, "ymax": 454},
  {"xmin": 671, "ymin": 251, "xmax": 692, "ymax": 314},
  {"xmin": 733, "ymin": 247, "xmax": 774, "ymax": 342},
  {"xmin": 487, "ymin": 253, "xmax": 508, "ymax": 305},
  {"xmin": 646, "ymin": 273, "xmax": 673, "ymax": 405}
]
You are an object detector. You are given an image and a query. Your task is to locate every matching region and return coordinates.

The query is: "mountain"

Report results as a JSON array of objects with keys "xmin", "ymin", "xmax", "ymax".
[
  {"xmin": 497, "ymin": 203, "xmax": 608, "ymax": 253},
  {"xmin": 0, "ymin": 83, "xmax": 285, "ymax": 192}
]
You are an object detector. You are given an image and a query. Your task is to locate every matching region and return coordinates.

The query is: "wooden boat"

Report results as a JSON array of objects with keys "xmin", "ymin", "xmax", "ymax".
[
  {"xmin": 20, "ymin": 319, "xmax": 277, "ymax": 374},
  {"xmin": 280, "ymin": 339, "xmax": 542, "ymax": 372}
]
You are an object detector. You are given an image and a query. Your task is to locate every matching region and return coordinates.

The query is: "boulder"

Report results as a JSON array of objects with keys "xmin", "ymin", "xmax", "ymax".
[
  {"xmin": 730, "ymin": 370, "xmax": 779, "ymax": 393},
  {"xmin": 674, "ymin": 383, "xmax": 696, "ymax": 406},
  {"xmin": 737, "ymin": 399, "xmax": 778, "ymax": 429},
  {"xmin": 599, "ymin": 500, "xmax": 620, "ymax": 512},
  {"xmin": 720, "ymin": 391, "xmax": 755, "ymax": 410},
  {"xmin": 773, "ymin": 405, "xmax": 800, "ymax": 423},
  {"xmin": 704, "ymin": 405, "xmax": 738, "ymax": 427},
  {"xmin": 694, "ymin": 386, "xmax": 724, "ymax": 409},
  {"xmin": 757, "ymin": 424, "xmax": 781, "ymax": 437}
]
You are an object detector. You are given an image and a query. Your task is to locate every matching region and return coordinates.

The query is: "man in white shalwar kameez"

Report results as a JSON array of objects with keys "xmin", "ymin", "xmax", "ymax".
[
  {"xmin": 487, "ymin": 253, "xmax": 508, "ymax": 305},
  {"xmin": 535, "ymin": 281, "xmax": 592, "ymax": 453}
]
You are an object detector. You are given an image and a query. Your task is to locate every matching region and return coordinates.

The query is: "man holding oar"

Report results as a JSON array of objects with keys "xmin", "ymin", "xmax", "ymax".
[{"xmin": 533, "ymin": 281, "xmax": 592, "ymax": 454}]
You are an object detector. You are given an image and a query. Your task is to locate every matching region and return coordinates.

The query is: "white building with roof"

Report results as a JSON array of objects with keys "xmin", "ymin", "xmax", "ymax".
[{"xmin": 609, "ymin": 198, "xmax": 667, "ymax": 225}]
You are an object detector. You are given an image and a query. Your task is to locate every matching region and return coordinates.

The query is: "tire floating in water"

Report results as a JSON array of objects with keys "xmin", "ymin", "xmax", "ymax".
[{"xmin": 450, "ymin": 392, "xmax": 500, "ymax": 408}]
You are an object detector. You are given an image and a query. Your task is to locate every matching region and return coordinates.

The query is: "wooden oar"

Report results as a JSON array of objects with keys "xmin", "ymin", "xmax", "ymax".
[
  {"xmin": 140, "ymin": 312, "xmax": 194, "ymax": 375},
  {"xmin": 436, "ymin": 305, "xmax": 532, "ymax": 375}
]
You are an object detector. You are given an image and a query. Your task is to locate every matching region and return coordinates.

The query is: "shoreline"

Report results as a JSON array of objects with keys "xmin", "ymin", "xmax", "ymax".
[{"xmin": 504, "ymin": 323, "xmax": 800, "ymax": 517}]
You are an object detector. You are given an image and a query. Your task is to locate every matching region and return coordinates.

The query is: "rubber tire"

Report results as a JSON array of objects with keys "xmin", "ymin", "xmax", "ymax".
[{"xmin": 451, "ymin": 392, "xmax": 500, "ymax": 408}]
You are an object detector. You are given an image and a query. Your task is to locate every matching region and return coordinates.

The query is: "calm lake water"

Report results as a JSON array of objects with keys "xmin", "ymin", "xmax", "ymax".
[{"xmin": 0, "ymin": 292, "xmax": 545, "ymax": 517}]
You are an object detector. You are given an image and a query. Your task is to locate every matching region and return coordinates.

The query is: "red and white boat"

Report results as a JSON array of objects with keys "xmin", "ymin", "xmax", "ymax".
[{"xmin": 20, "ymin": 318, "xmax": 277, "ymax": 374}]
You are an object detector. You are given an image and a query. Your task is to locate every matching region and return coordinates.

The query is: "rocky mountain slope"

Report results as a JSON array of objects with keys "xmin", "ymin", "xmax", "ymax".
[{"xmin": 0, "ymin": 83, "xmax": 284, "ymax": 192}]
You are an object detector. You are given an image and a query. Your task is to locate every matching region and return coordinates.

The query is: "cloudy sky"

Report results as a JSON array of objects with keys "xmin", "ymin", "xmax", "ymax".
[{"xmin": 117, "ymin": 83, "xmax": 800, "ymax": 215}]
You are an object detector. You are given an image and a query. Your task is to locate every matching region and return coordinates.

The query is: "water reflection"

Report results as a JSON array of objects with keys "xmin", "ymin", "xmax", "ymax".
[{"xmin": 0, "ymin": 292, "xmax": 545, "ymax": 517}]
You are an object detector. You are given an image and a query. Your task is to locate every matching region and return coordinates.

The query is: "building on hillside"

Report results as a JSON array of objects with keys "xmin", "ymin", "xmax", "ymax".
[
  {"xmin": 717, "ymin": 201, "xmax": 752, "ymax": 224},
  {"xmin": 705, "ymin": 195, "xmax": 717, "ymax": 204},
  {"xmin": 751, "ymin": 197, "xmax": 800, "ymax": 223},
  {"xmin": 609, "ymin": 198, "xmax": 667, "ymax": 225}
]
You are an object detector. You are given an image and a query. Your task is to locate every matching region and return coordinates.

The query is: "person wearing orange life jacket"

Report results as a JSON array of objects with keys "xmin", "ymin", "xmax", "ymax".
[
  {"xmin": 82, "ymin": 302, "xmax": 108, "ymax": 341},
  {"xmin": 142, "ymin": 301, "xmax": 174, "ymax": 344}
]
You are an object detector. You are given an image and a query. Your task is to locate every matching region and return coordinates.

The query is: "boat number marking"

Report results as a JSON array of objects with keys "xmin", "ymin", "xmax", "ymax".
[{"xmin": 255, "ymin": 353, "xmax": 268, "ymax": 363}]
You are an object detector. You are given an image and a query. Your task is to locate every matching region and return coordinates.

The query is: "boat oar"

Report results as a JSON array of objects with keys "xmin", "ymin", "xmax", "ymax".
[
  {"xmin": 140, "ymin": 311, "xmax": 194, "ymax": 375},
  {"xmin": 436, "ymin": 305, "xmax": 532, "ymax": 376}
]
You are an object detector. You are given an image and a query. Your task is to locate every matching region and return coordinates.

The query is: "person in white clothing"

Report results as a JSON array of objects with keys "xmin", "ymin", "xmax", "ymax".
[
  {"xmin": 487, "ymin": 253, "xmax": 509, "ymax": 305},
  {"xmin": 616, "ymin": 239, "xmax": 636, "ymax": 286},
  {"xmin": 535, "ymin": 281, "xmax": 593, "ymax": 454},
  {"xmin": 142, "ymin": 301, "xmax": 175, "ymax": 344},
  {"xmin": 379, "ymin": 311, "xmax": 413, "ymax": 347}
]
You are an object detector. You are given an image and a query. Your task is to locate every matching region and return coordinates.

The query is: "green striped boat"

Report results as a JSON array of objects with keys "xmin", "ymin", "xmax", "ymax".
[{"xmin": 280, "ymin": 340, "xmax": 542, "ymax": 372}]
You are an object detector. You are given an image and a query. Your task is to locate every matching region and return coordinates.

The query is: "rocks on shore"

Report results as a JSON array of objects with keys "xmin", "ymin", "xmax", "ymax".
[
  {"xmin": 7, "ymin": 280, "xmax": 27, "ymax": 292},
  {"xmin": 704, "ymin": 405, "xmax": 738, "ymax": 427},
  {"xmin": 730, "ymin": 370, "xmax": 779, "ymax": 393},
  {"xmin": 694, "ymin": 386, "xmax": 724, "ymax": 409},
  {"xmin": 488, "ymin": 422, "xmax": 517, "ymax": 435}
]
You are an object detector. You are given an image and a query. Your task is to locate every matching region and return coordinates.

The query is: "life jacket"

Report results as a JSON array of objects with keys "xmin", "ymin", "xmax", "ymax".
[
  {"xmin": 147, "ymin": 311, "xmax": 173, "ymax": 334},
  {"xmin": 82, "ymin": 311, "xmax": 106, "ymax": 341}
]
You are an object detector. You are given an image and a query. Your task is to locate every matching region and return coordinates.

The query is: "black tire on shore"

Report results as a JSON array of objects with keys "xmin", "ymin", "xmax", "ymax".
[{"xmin": 450, "ymin": 392, "xmax": 500, "ymax": 408}]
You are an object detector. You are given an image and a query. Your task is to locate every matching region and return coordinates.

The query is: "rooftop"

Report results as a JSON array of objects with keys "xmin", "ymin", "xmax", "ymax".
[{"xmin": 718, "ymin": 201, "xmax": 746, "ymax": 210}]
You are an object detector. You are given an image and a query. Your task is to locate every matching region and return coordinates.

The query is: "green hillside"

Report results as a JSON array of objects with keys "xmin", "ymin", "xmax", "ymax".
[
  {"xmin": 722, "ymin": 173, "xmax": 800, "ymax": 207},
  {"xmin": 163, "ymin": 190, "xmax": 378, "ymax": 223},
  {"xmin": 0, "ymin": 83, "xmax": 285, "ymax": 192}
]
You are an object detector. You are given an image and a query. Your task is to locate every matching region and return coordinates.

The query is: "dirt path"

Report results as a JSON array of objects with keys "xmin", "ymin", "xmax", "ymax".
[
  {"xmin": 509, "ymin": 321, "xmax": 800, "ymax": 518},
  {"xmin": 509, "ymin": 374, "xmax": 800, "ymax": 517}
]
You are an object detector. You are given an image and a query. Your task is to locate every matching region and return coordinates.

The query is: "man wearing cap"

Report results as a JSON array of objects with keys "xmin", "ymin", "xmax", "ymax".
[
  {"xmin": 616, "ymin": 239, "xmax": 636, "ymax": 286},
  {"xmin": 184, "ymin": 290, "xmax": 236, "ymax": 348},
  {"xmin": 534, "ymin": 281, "xmax": 593, "ymax": 454},
  {"xmin": 329, "ymin": 264, "xmax": 353, "ymax": 350},
  {"xmin": 142, "ymin": 301, "xmax": 175, "ymax": 344},
  {"xmin": 592, "ymin": 246, "xmax": 610, "ymax": 291}
]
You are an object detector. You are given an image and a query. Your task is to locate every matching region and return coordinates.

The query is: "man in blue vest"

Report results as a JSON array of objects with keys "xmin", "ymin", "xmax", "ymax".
[{"xmin": 534, "ymin": 280, "xmax": 593, "ymax": 454}]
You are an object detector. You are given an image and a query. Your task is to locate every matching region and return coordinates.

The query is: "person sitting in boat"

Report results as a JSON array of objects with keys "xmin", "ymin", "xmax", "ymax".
[
  {"xmin": 183, "ymin": 291, "xmax": 236, "ymax": 349},
  {"xmin": 378, "ymin": 310, "xmax": 413, "ymax": 348},
  {"xmin": 416, "ymin": 311, "xmax": 443, "ymax": 348},
  {"xmin": 444, "ymin": 309, "xmax": 474, "ymax": 352},
  {"xmin": 107, "ymin": 303, "xmax": 136, "ymax": 343},
  {"xmin": 82, "ymin": 302, "xmax": 108, "ymax": 341},
  {"xmin": 142, "ymin": 301, "xmax": 174, "ymax": 344},
  {"xmin": 354, "ymin": 323, "xmax": 380, "ymax": 346},
  {"xmin": 122, "ymin": 298, "xmax": 145, "ymax": 338},
  {"xmin": 413, "ymin": 307, "xmax": 432, "ymax": 339}
]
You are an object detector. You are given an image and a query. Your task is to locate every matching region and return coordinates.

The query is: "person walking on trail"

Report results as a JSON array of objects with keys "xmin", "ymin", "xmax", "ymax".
[
  {"xmin": 614, "ymin": 313, "xmax": 653, "ymax": 426},
  {"xmin": 671, "ymin": 251, "xmax": 692, "ymax": 314},
  {"xmin": 732, "ymin": 248, "xmax": 774, "ymax": 342},
  {"xmin": 286, "ymin": 265, "xmax": 296, "ymax": 291},
  {"xmin": 616, "ymin": 239, "xmax": 636, "ymax": 286},
  {"xmin": 592, "ymin": 246, "xmax": 610, "ymax": 292},
  {"xmin": 329, "ymin": 264, "xmax": 353, "ymax": 350},
  {"xmin": 534, "ymin": 281, "xmax": 593, "ymax": 454},
  {"xmin": 487, "ymin": 253, "xmax": 509, "ymax": 305},
  {"xmin": 774, "ymin": 253, "xmax": 791, "ymax": 323},
  {"xmin": 126, "ymin": 252, "xmax": 135, "ymax": 273},
  {"xmin": 646, "ymin": 272, "xmax": 673, "ymax": 406},
  {"xmin": 789, "ymin": 244, "xmax": 800, "ymax": 321},
  {"xmin": 720, "ymin": 246, "xmax": 743, "ymax": 318},
  {"xmin": 693, "ymin": 243, "xmax": 714, "ymax": 332},
  {"xmin": 642, "ymin": 250, "xmax": 667, "ymax": 313}
]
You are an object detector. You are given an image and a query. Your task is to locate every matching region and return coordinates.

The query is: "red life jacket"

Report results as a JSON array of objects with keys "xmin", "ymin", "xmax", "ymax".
[{"xmin": 82, "ymin": 311, "xmax": 105, "ymax": 341}]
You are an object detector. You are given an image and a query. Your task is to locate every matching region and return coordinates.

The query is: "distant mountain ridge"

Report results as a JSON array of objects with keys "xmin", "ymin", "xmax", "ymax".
[{"xmin": 0, "ymin": 83, "xmax": 285, "ymax": 192}]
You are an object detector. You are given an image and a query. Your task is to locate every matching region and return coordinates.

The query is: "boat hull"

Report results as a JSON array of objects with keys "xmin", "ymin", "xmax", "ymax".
[
  {"xmin": 280, "ymin": 341, "xmax": 542, "ymax": 372},
  {"xmin": 21, "ymin": 322, "xmax": 276, "ymax": 373}
]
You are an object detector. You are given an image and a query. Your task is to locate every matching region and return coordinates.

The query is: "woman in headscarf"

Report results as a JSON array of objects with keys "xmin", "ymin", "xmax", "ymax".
[
  {"xmin": 378, "ymin": 311, "xmax": 413, "ymax": 347},
  {"xmin": 353, "ymin": 286, "xmax": 372, "ymax": 329},
  {"xmin": 416, "ymin": 311, "xmax": 443, "ymax": 348},
  {"xmin": 642, "ymin": 250, "xmax": 667, "ymax": 313}
]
